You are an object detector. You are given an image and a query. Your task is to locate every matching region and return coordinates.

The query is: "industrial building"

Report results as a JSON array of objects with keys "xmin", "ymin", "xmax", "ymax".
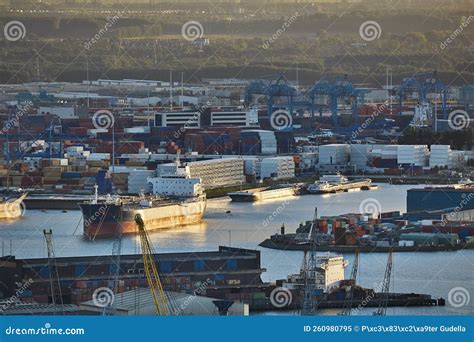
[{"xmin": 154, "ymin": 109, "xmax": 258, "ymax": 128}]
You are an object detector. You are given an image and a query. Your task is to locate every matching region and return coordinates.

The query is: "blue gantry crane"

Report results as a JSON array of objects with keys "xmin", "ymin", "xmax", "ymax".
[
  {"xmin": 245, "ymin": 74, "xmax": 364, "ymax": 128},
  {"xmin": 244, "ymin": 74, "xmax": 298, "ymax": 116},
  {"xmin": 307, "ymin": 75, "xmax": 364, "ymax": 127},
  {"xmin": 264, "ymin": 74, "xmax": 297, "ymax": 116},
  {"xmin": 394, "ymin": 71, "xmax": 448, "ymax": 119}
]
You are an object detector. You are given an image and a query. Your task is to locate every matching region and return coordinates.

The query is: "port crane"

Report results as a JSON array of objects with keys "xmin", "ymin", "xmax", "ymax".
[
  {"xmin": 134, "ymin": 214, "xmax": 176, "ymax": 315},
  {"xmin": 301, "ymin": 207, "xmax": 320, "ymax": 315},
  {"xmin": 43, "ymin": 229, "xmax": 64, "ymax": 313},
  {"xmin": 340, "ymin": 249, "xmax": 360, "ymax": 315},
  {"xmin": 102, "ymin": 234, "xmax": 122, "ymax": 315},
  {"xmin": 393, "ymin": 71, "xmax": 448, "ymax": 120},
  {"xmin": 374, "ymin": 248, "xmax": 393, "ymax": 316},
  {"xmin": 244, "ymin": 74, "xmax": 365, "ymax": 128}
]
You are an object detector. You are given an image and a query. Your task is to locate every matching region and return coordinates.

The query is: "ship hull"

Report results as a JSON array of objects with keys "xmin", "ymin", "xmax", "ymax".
[
  {"xmin": 228, "ymin": 188, "xmax": 296, "ymax": 202},
  {"xmin": 80, "ymin": 199, "xmax": 206, "ymax": 238}
]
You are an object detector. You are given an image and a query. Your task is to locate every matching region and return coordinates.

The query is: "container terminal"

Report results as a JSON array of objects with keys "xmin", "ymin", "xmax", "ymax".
[
  {"xmin": 0, "ymin": 71, "xmax": 472, "ymax": 317},
  {"xmin": 260, "ymin": 207, "xmax": 474, "ymax": 253},
  {"xmin": 0, "ymin": 244, "xmax": 444, "ymax": 315}
]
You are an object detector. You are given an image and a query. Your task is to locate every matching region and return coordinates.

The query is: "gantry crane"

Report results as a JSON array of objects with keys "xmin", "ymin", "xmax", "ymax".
[
  {"xmin": 43, "ymin": 229, "xmax": 64, "ymax": 312},
  {"xmin": 134, "ymin": 214, "xmax": 176, "ymax": 315},
  {"xmin": 301, "ymin": 207, "xmax": 320, "ymax": 315},
  {"xmin": 102, "ymin": 234, "xmax": 122, "ymax": 315},
  {"xmin": 340, "ymin": 249, "xmax": 360, "ymax": 315},
  {"xmin": 374, "ymin": 248, "xmax": 393, "ymax": 316},
  {"xmin": 394, "ymin": 71, "xmax": 448, "ymax": 119}
]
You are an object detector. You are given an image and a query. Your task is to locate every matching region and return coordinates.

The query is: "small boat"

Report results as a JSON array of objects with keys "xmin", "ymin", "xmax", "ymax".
[{"xmin": 0, "ymin": 193, "xmax": 28, "ymax": 219}]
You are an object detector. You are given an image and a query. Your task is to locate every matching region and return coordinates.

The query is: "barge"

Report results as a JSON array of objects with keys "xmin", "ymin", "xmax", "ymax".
[
  {"xmin": 227, "ymin": 184, "xmax": 298, "ymax": 202},
  {"xmin": 306, "ymin": 174, "xmax": 372, "ymax": 194}
]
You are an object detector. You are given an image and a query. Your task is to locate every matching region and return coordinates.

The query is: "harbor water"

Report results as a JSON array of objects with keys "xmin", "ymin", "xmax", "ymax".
[{"xmin": 1, "ymin": 184, "xmax": 473, "ymax": 315}]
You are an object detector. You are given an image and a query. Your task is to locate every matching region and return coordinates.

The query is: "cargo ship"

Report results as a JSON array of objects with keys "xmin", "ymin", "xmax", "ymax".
[
  {"xmin": 227, "ymin": 184, "xmax": 298, "ymax": 202},
  {"xmin": 0, "ymin": 193, "xmax": 27, "ymax": 219},
  {"xmin": 80, "ymin": 164, "xmax": 206, "ymax": 238},
  {"xmin": 306, "ymin": 174, "xmax": 372, "ymax": 194}
]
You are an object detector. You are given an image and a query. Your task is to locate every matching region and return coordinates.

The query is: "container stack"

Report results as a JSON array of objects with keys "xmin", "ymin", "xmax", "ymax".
[
  {"xmin": 397, "ymin": 145, "xmax": 428, "ymax": 166},
  {"xmin": 112, "ymin": 172, "xmax": 128, "ymax": 192},
  {"xmin": 429, "ymin": 145, "xmax": 452, "ymax": 168},
  {"xmin": 260, "ymin": 156, "xmax": 295, "ymax": 180},
  {"xmin": 318, "ymin": 144, "xmax": 350, "ymax": 165},
  {"xmin": 350, "ymin": 144, "xmax": 372, "ymax": 167},
  {"xmin": 240, "ymin": 130, "xmax": 277, "ymax": 155},
  {"xmin": 242, "ymin": 157, "xmax": 261, "ymax": 180},
  {"xmin": 128, "ymin": 169, "xmax": 155, "ymax": 194}
]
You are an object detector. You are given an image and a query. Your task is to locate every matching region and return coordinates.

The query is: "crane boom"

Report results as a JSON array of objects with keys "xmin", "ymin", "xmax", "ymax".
[
  {"xmin": 43, "ymin": 229, "xmax": 64, "ymax": 312},
  {"xmin": 103, "ymin": 234, "xmax": 122, "ymax": 315},
  {"xmin": 374, "ymin": 248, "xmax": 393, "ymax": 316},
  {"xmin": 134, "ymin": 214, "xmax": 173, "ymax": 315},
  {"xmin": 340, "ymin": 249, "xmax": 360, "ymax": 315}
]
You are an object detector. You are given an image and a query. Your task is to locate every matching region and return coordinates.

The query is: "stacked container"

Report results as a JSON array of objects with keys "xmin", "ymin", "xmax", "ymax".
[
  {"xmin": 429, "ymin": 145, "xmax": 452, "ymax": 168},
  {"xmin": 260, "ymin": 156, "xmax": 295, "ymax": 180},
  {"xmin": 397, "ymin": 145, "xmax": 428, "ymax": 167},
  {"xmin": 319, "ymin": 144, "xmax": 350, "ymax": 165}
]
